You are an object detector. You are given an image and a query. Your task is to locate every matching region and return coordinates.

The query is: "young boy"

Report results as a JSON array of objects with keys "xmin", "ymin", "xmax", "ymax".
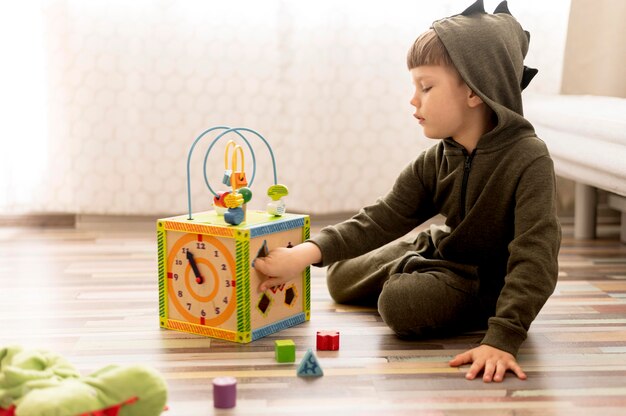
[{"xmin": 254, "ymin": 0, "xmax": 561, "ymax": 383}]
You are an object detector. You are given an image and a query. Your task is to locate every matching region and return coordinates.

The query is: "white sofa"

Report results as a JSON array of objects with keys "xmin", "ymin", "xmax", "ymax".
[{"xmin": 524, "ymin": 94, "xmax": 626, "ymax": 241}]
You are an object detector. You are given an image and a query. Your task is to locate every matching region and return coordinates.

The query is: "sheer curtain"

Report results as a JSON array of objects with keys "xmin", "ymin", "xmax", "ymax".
[
  {"xmin": 0, "ymin": 0, "xmax": 571, "ymax": 216},
  {"xmin": 0, "ymin": 2, "xmax": 50, "ymax": 213}
]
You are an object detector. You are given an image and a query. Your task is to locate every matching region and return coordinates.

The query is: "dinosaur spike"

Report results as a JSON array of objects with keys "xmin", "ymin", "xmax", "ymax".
[
  {"xmin": 461, "ymin": 0, "xmax": 485, "ymax": 16},
  {"xmin": 494, "ymin": 1, "xmax": 512, "ymax": 15},
  {"xmin": 524, "ymin": 30, "xmax": 531, "ymax": 42},
  {"xmin": 520, "ymin": 66, "xmax": 538, "ymax": 90}
]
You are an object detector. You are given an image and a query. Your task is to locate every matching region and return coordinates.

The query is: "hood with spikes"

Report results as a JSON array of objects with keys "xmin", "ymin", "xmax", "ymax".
[{"xmin": 432, "ymin": 0, "xmax": 537, "ymax": 145}]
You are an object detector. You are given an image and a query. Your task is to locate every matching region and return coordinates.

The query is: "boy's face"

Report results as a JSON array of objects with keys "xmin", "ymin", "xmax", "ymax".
[{"xmin": 410, "ymin": 65, "xmax": 476, "ymax": 140}]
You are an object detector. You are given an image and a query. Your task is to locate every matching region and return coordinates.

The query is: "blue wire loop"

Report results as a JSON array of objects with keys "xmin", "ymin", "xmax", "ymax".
[{"xmin": 186, "ymin": 126, "xmax": 280, "ymax": 220}]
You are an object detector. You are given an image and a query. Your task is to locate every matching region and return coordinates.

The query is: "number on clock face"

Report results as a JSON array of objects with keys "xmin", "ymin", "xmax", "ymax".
[{"xmin": 167, "ymin": 233, "xmax": 237, "ymax": 326}]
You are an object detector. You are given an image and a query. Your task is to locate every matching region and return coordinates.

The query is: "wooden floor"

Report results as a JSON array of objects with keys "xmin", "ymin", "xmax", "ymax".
[{"xmin": 1, "ymin": 218, "xmax": 625, "ymax": 415}]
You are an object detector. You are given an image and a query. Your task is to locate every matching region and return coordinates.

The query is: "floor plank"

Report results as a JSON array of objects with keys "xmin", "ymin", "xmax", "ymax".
[{"xmin": 0, "ymin": 221, "xmax": 625, "ymax": 415}]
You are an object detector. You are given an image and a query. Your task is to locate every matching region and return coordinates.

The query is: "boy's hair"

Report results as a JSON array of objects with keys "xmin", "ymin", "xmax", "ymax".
[{"xmin": 406, "ymin": 29, "xmax": 455, "ymax": 70}]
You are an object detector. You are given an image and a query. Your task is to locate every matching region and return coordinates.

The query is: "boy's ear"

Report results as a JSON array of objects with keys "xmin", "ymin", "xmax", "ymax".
[{"xmin": 467, "ymin": 88, "xmax": 484, "ymax": 108}]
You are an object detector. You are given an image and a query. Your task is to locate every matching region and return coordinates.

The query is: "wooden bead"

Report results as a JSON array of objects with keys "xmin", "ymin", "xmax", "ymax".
[
  {"xmin": 224, "ymin": 193, "xmax": 244, "ymax": 209},
  {"xmin": 267, "ymin": 184, "xmax": 289, "ymax": 201},
  {"xmin": 213, "ymin": 191, "xmax": 230, "ymax": 208},
  {"xmin": 231, "ymin": 172, "xmax": 248, "ymax": 189},
  {"xmin": 224, "ymin": 207, "xmax": 244, "ymax": 225},
  {"xmin": 238, "ymin": 187, "xmax": 253, "ymax": 203},
  {"xmin": 222, "ymin": 170, "xmax": 232, "ymax": 186},
  {"xmin": 267, "ymin": 199, "xmax": 286, "ymax": 216}
]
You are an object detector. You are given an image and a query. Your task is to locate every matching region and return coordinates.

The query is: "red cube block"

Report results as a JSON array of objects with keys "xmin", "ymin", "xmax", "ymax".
[{"xmin": 316, "ymin": 330, "xmax": 340, "ymax": 351}]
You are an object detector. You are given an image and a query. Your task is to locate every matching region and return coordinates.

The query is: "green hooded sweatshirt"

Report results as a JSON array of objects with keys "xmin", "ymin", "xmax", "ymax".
[{"xmin": 310, "ymin": 0, "xmax": 561, "ymax": 356}]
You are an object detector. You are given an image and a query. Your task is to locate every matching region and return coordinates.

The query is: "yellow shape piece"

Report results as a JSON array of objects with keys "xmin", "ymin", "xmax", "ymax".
[{"xmin": 224, "ymin": 193, "xmax": 244, "ymax": 209}]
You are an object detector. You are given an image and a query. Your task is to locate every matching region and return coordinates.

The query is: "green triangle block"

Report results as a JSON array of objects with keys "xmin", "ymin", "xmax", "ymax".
[{"xmin": 297, "ymin": 348, "xmax": 323, "ymax": 377}]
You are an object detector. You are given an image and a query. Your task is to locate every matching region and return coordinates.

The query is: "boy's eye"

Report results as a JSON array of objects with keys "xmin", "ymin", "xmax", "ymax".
[{"xmin": 422, "ymin": 86, "xmax": 432, "ymax": 93}]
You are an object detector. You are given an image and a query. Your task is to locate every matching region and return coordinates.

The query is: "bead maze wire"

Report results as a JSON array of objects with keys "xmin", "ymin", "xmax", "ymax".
[{"xmin": 186, "ymin": 127, "xmax": 280, "ymax": 220}]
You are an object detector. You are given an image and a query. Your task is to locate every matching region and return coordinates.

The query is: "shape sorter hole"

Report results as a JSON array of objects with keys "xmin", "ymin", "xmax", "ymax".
[
  {"xmin": 284, "ymin": 286, "xmax": 296, "ymax": 306},
  {"xmin": 258, "ymin": 293, "xmax": 272, "ymax": 315}
]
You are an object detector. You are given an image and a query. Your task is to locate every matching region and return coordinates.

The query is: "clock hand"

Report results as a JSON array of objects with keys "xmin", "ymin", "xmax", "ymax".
[{"xmin": 186, "ymin": 250, "xmax": 204, "ymax": 284}]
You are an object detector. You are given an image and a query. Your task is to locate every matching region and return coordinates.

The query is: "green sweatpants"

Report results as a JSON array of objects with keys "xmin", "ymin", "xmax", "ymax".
[{"xmin": 326, "ymin": 235, "xmax": 497, "ymax": 338}]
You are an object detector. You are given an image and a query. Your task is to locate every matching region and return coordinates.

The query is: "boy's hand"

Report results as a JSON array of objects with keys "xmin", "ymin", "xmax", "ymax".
[
  {"xmin": 449, "ymin": 345, "xmax": 527, "ymax": 382},
  {"xmin": 254, "ymin": 242, "xmax": 321, "ymax": 292}
]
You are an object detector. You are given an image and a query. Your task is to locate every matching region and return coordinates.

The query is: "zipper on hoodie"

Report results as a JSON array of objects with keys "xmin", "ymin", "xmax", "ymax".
[{"xmin": 460, "ymin": 149, "xmax": 476, "ymax": 219}]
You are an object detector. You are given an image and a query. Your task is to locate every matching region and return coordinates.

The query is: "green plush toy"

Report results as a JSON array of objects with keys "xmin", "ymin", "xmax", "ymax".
[{"xmin": 0, "ymin": 347, "xmax": 168, "ymax": 416}]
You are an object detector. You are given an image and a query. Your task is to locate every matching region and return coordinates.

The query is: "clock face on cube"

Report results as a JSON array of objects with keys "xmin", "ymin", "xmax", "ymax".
[{"xmin": 166, "ymin": 231, "xmax": 237, "ymax": 328}]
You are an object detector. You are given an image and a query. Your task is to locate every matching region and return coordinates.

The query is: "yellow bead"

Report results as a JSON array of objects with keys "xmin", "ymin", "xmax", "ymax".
[{"xmin": 224, "ymin": 193, "xmax": 244, "ymax": 209}]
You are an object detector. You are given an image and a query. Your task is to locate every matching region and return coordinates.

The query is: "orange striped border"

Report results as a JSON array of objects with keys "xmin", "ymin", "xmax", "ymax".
[
  {"xmin": 161, "ymin": 220, "xmax": 235, "ymax": 238},
  {"xmin": 165, "ymin": 319, "xmax": 237, "ymax": 342}
]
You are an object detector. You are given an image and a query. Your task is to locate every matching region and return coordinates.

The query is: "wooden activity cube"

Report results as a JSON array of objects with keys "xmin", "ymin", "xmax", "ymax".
[{"xmin": 157, "ymin": 210, "xmax": 310, "ymax": 343}]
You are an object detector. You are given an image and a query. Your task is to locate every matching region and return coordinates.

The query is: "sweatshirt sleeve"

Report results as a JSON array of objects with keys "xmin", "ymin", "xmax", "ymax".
[
  {"xmin": 481, "ymin": 155, "xmax": 561, "ymax": 355},
  {"xmin": 309, "ymin": 155, "xmax": 437, "ymax": 267}
]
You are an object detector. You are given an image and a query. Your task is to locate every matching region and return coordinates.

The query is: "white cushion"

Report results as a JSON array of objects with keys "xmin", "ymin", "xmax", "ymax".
[{"xmin": 524, "ymin": 94, "xmax": 626, "ymax": 196}]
